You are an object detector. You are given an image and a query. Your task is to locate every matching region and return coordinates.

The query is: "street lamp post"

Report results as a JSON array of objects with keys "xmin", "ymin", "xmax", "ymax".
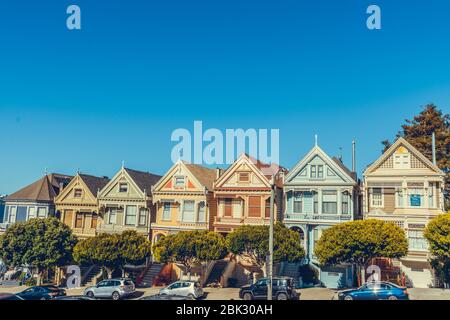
[{"xmin": 268, "ymin": 175, "xmax": 275, "ymax": 300}]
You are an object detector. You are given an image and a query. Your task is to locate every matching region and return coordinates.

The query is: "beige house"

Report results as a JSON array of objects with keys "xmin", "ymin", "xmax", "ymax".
[
  {"xmin": 97, "ymin": 166, "xmax": 161, "ymax": 237},
  {"xmin": 55, "ymin": 173, "xmax": 110, "ymax": 238},
  {"xmin": 150, "ymin": 160, "xmax": 217, "ymax": 244},
  {"xmin": 363, "ymin": 137, "xmax": 446, "ymax": 288}
]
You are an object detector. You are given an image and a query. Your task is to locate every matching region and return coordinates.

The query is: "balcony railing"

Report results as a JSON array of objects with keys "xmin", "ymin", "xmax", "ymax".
[
  {"xmin": 214, "ymin": 217, "xmax": 269, "ymax": 225},
  {"xmin": 179, "ymin": 221, "xmax": 208, "ymax": 229},
  {"xmin": 284, "ymin": 213, "xmax": 352, "ymax": 222}
]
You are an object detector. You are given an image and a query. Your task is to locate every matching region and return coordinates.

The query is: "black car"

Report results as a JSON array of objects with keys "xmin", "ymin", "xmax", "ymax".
[
  {"xmin": 239, "ymin": 277, "xmax": 299, "ymax": 300},
  {"xmin": 16, "ymin": 285, "xmax": 66, "ymax": 300},
  {"xmin": 0, "ymin": 293, "xmax": 24, "ymax": 300},
  {"xmin": 139, "ymin": 294, "xmax": 195, "ymax": 300}
]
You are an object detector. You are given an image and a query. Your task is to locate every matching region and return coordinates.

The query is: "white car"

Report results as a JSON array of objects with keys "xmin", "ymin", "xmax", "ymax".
[{"xmin": 159, "ymin": 281, "xmax": 204, "ymax": 299}]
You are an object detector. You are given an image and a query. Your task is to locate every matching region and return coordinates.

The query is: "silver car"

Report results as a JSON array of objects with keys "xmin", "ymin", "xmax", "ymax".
[
  {"xmin": 159, "ymin": 281, "xmax": 204, "ymax": 299},
  {"xmin": 84, "ymin": 278, "xmax": 135, "ymax": 300}
]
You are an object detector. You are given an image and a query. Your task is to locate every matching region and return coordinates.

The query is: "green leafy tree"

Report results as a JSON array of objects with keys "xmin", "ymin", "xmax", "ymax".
[
  {"xmin": 226, "ymin": 223, "xmax": 305, "ymax": 275},
  {"xmin": 152, "ymin": 231, "xmax": 227, "ymax": 273},
  {"xmin": 424, "ymin": 213, "xmax": 450, "ymax": 287},
  {"xmin": 0, "ymin": 217, "xmax": 77, "ymax": 285},
  {"xmin": 314, "ymin": 220, "xmax": 408, "ymax": 284},
  {"xmin": 381, "ymin": 104, "xmax": 450, "ymax": 208},
  {"xmin": 73, "ymin": 230, "xmax": 151, "ymax": 278}
]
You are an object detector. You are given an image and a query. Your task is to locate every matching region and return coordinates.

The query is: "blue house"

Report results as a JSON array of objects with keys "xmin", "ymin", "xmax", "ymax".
[
  {"xmin": 0, "ymin": 173, "xmax": 72, "ymax": 232},
  {"xmin": 282, "ymin": 142, "xmax": 361, "ymax": 289},
  {"xmin": 0, "ymin": 196, "xmax": 5, "ymax": 225}
]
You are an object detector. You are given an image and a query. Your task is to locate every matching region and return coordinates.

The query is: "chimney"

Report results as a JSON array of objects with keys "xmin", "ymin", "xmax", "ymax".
[
  {"xmin": 432, "ymin": 132, "xmax": 437, "ymax": 166},
  {"xmin": 352, "ymin": 140, "xmax": 356, "ymax": 173},
  {"xmin": 216, "ymin": 168, "xmax": 223, "ymax": 179},
  {"xmin": 59, "ymin": 182, "xmax": 64, "ymax": 193}
]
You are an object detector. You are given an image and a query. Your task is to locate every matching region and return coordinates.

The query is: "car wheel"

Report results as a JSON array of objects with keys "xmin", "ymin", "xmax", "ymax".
[
  {"xmin": 388, "ymin": 295, "xmax": 398, "ymax": 301},
  {"xmin": 188, "ymin": 294, "xmax": 195, "ymax": 300},
  {"xmin": 344, "ymin": 295, "xmax": 353, "ymax": 301},
  {"xmin": 277, "ymin": 293, "xmax": 288, "ymax": 300},
  {"xmin": 86, "ymin": 291, "xmax": 94, "ymax": 298},
  {"xmin": 112, "ymin": 291, "xmax": 120, "ymax": 301},
  {"xmin": 243, "ymin": 292, "xmax": 253, "ymax": 300}
]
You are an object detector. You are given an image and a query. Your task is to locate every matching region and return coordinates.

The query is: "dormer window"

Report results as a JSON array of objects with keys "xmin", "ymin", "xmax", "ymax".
[
  {"xmin": 119, "ymin": 183, "xmax": 128, "ymax": 193},
  {"xmin": 175, "ymin": 176, "xmax": 185, "ymax": 188},
  {"xmin": 238, "ymin": 172, "xmax": 250, "ymax": 183},
  {"xmin": 74, "ymin": 189, "xmax": 82, "ymax": 198},
  {"xmin": 317, "ymin": 165, "xmax": 324, "ymax": 178}
]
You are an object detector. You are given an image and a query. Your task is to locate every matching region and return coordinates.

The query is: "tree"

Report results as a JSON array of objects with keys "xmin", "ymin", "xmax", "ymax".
[
  {"xmin": 314, "ymin": 220, "xmax": 408, "ymax": 285},
  {"xmin": 424, "ymin": 213, "xmax": 450, "ymax": 287},
  {"xmin": 152, "ymin": 231, "xmax": 227, "ymax": 273},
  {"xmin": 226, "ymin": 223, "xmax": 305, "ymax": 275},
  {"xmin": 73, "ymin": 230, "xmax": 151, "ymax": 278},
  {"xmin": 0, "ymin": 217, "xmax": 77, "ymax": 285},
  {"xmin": 381, "ymin": 104, "xmax": 450, "ymax": 208}
]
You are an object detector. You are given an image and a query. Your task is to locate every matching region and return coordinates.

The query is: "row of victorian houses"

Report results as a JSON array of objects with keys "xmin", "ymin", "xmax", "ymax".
[{"xmin": 0, "ymin": 137, "xmax": 446, "ymax": 289}]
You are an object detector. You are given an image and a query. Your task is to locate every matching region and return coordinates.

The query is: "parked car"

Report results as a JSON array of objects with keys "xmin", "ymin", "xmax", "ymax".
[
  {"xmin": 337, "ymin": 282, "xmax": 409, "ymax": 300},
  {"xmin": 239, "ymin": 277, "xmax": 299, "ymax": 300},
  {"xmin": 84, "ymin": 278, "xmax": 135, "ymax": 300},
  {"xmin": 0, "ymin": 293, "xmax": 24, "ymax": 300},
  {"xmin": 54, "ymin": 295, "xmax": 96, "ymax": 300},
  {"xmin": 16, "ymin": 285, "xmax": 66, "ymax": 300},
  {"xmin": 140, "ymin": 294, "xmax": 195, "ymax": 300},
  {"xmin": 159, "ymin": 281, "xmax": 204, "ymax": 299}
]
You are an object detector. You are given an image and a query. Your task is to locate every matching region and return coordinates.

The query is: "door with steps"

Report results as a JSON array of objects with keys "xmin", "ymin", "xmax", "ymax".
[{"xmin": 140, "ymin": 263, "xmax": 164, "ymax": 287}]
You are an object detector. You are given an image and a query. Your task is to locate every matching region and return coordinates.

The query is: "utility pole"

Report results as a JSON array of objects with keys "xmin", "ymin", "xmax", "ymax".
[{"xmin": 268, "ymin": 175, "xmax": 275, "ymax": 300}]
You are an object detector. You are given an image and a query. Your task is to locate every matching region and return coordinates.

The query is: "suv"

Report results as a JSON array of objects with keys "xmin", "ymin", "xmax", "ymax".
[
  {"xmin": 159, "ymin": 281, "xmax": 204, "ymax": 299},
  {"xmin": 84, "ymin": 278, "xmax": 135, "ymax": 300},
  {"xmin": 239, "ymin": 277, "xmax": 299, "ymax": 300}
]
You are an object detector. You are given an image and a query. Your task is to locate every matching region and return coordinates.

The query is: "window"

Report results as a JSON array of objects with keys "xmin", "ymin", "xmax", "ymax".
[
  {"xmin": 108, "ymin": 208, "xmax": 117, "ymax": 224},
  {"xmin": 162, "ymin": 203, "xmax": 171, "ymax": 220},
  {"xmin": 37, "ymin": 207, "xmax": 47, "ymax": 218},
  {"xmin": 342, "ymin": 192, "xmax": 349, "ymax": 214},
  {"xmin": 238, "ymin": 172, "xmax": 250, "ymax": 183},
  {"xmin": 125, "ymin": 206, "xmax": 137, "ymax": 225},
  {"xmin": 317, "ymin": 165, "xmax": 324, "ymax": 178},
  {"xmin": 74, "ymin": 189, "xmax": 82, "ymax": 198},
  {"xmin": 138, "ymin": 208, "xmax": 147, "ymax": 226},
  {"xmin": 182, "ymin": 200, "xmax": 195, "ymax": 222},
  {"xmin": 119, "ymin": 183, "xmax": 128, "ymax": 193},
  {"xmin": 224, "ymin": 199, "xmax": 233, "ymax": 217},
  {"xmin": 174, "ymin": 176, "xmax": 185, "ymax": 188},
  {"xmin": 265, "ymin": 199, "xmax": 271, "ymax": 218},
  {"xmin": 322, "ymin": 191, "xmax": 337, "ymax": 214},
  {"xmin": 248, "ymin": 196, "xmax": 261, "ymax": 217},
  {"xmin": 232, "ymin": 199, "xmax": 242, "ymax": 218},
  {"xmin": 91, "ymin": 214, "xmax": 98, "ymax": 229},
  {"xmin": 293, "ymin": 192, "xmax": 303, "ymax": 213},
  {"xmin": 8, "ymin": 206, "xmax": 17, "ymax": 223},
  {"xmin": 28, "ymin": 207, "xmax": 37, "ymax": 219},
  {"xmin": 75, "ymin": 213, "xmax": 83, "ymax": 228},
  {"xmin": 394, "ymin": 153, "xmax": 410, "ymax": 169},
  {"xmin": 198, "ymin": 202, "xmax": 206, "ymax": 222},
  {"xmin": 313, "ymin": 192, "xmax": 318, "ymax": 214},
  {"xmin": 310, "ymin": 165, "xmax": 317, "ymax": 178},
  {"xmin": 408, "ymin": 230, "xmax": 428, "ymax": 250},
  {"xmin": 371, "ymin": 188, "xmax": 383, "ymax": 207}
]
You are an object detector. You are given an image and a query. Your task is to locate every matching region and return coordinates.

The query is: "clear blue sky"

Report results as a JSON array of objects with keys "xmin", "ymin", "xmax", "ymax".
[{"xmin": 1, "ymin": 0, "xmax": 449, "ymax": 194}]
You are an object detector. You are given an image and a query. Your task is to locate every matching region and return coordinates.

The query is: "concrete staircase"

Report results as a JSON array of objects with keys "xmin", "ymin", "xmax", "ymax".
[
  {"xmin": 139, "ymin": 263, "xmax": 163, "ymax": 287},
  {"xmin": 204, "ymin": 260, "xmax": 228, "ymax": 286},
  {"xmin": 82, "ymin": 265, "xmax": 102, "ymax": 287}
]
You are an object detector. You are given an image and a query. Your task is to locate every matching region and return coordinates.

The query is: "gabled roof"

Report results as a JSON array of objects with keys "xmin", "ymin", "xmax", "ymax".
[
  {"xmin": 184, "ymin": 163, "xmax": 216, "ymax": 190},
  {"xmin": 79, "ymin": 174, "xmax": 110, "ymax": 197},
  {"xmin": 285, "ymin": 145, "xmax": 357, "ymax": 184},
  {"xmin": 124, "ymin": 168, "xmax": 162, "ymax": 195},
  {"xmin": 5, "ymin": 173, "xmax": 73, "ymax": 202},
  {"xmin": 364, "ymin": 137, "xmax": 444, "ymax": 175}
]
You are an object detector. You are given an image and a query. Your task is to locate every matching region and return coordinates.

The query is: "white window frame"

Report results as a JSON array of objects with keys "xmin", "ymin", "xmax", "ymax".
[
  {"xmin": 108, "ymin": 208, "xmax": 117, "ymax": 224},
  {"xmin": 182, "ymin": 200, "xmax": 195, "ymax": 222},
  {"xmin": 371, "ymin": 188, "xmax": 384, "ymax": 208},
  {"xmin": 28, "ymin": 207, "xmax": 37, "ymax": 219},
  {"xmin": 162, "ymin": 203, "xmax": 171, "ymax": 221},
  {"xmin": 394, "ymin": 153, "xmax": 411, "ymax": 169},
  {"xmin": 8, "ymin": 206, "xmax": 17, "ymax": 223},
  {"xmin": 37, "ymin": 207, "xmax": 47, "ymax": 218},
  {"xmin": 124, "ymin": 205, "xmax": 137, "ymax": 226},
  {"xmin": 174, "ymin": 176, "xmax": 185, "ymax": 188},
  {"xmin": 138, "ymin": 208, "xmax": 147, "ymax": 226}
]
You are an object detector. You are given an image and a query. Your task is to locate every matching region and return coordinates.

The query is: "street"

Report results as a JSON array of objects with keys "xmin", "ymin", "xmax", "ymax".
[{"xmin": 1, "ymin": 284, "xmax": 450, "ymax": 300}]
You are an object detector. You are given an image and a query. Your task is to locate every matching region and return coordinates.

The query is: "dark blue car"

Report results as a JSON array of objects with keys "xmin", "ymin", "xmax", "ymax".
[{"xmin": 338, "ymin": 282, "xmax": 409, "ymax": 300}]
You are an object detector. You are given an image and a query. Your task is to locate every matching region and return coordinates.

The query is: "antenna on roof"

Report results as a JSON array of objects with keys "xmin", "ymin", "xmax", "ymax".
[
  {"xmin": 314, "ymin": 134, "xmax": 318, "ymax": 147},
  {"xmin": 44, "ymin": 167, "xmax": 48, "ymax": 176},
  {"xmin": 122, "ymin": 160, "xmax": 125, "ymax": 169},
  {"xmin": 76, "ymin": 168, "xmax": 80, "ymax": 175},
  {"xmin": 339, "ymin": 147, "xmax": 343, "ymax": 162}
]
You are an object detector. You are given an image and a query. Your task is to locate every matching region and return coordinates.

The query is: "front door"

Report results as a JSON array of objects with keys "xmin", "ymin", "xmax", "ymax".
[{"xmin": 64, "ymin": 210, "xmax": 73, "ymax": 227}]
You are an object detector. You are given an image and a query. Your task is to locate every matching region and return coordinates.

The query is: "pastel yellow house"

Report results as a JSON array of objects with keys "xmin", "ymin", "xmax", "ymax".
[
  {"xmin": 55, "ymin": 173, "xmax": 110, "ymax": 238},
  {"xmin": 150, "ymin": 160, "xmax": 217, "ymax": 244},
  {"xmin": 363, "ymin": 137, "xmax": 446, "ymax": 288}
]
